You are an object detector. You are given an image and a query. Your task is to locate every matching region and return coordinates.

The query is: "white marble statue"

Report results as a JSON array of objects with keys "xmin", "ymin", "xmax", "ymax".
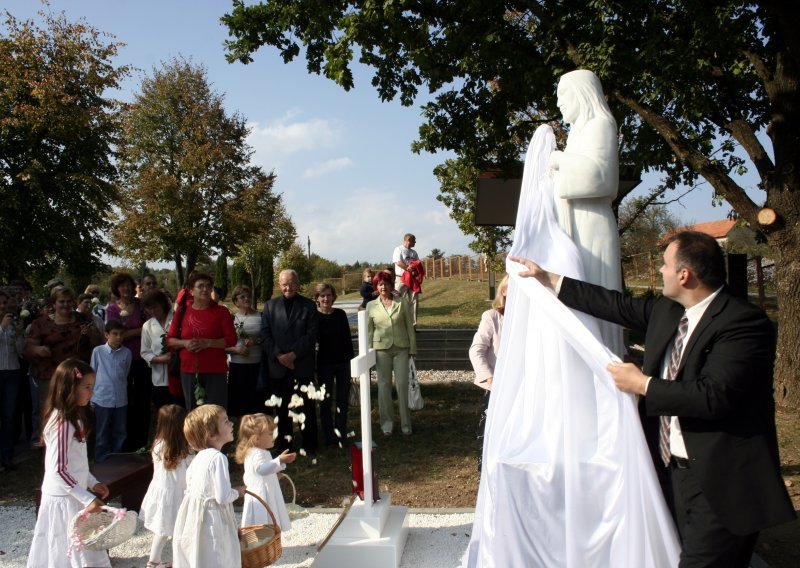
[{"xmin": 549, "ymin": 69, "xmax": 623, "ymax": 356}]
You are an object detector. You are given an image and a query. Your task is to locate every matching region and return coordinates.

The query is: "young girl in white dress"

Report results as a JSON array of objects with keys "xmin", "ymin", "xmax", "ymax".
[
  {"xmin": 236, "ymin": 413, "xmax": 296, "ymax": 531},
  {"xmin": 139, "ymin": 404, "xmax": 192, "ymax": 567},
  {"xmin": 27, "ymin": 359, "xmax": 111, "ymax": 568},
  {"xmin": 171, "ymin": 404, "xmax": 244, "ymax": 568}
]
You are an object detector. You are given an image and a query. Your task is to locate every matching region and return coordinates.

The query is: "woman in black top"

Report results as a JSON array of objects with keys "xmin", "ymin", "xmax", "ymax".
[{"xmin": 315, "ymin": 283, "xmax": 354, "ymax": 446}]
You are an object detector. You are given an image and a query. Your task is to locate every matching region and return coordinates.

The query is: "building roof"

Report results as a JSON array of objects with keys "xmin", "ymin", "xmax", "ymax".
[{"xmin": 661, "ymin": 219, "xmax": 737, "ymax": 244}]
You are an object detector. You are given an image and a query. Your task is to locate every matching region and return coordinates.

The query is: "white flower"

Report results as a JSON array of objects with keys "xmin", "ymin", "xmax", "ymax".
[
  {"xmin": 274, "ymin": 416, "xmax": 279, "ymax": 424},
  {"xmin": 301, "ymin": 424, "xmax": 306, "ymax": 430},
  {"xmin": 311, "ymin": 458, "xmax": 317, "ymax": 465},
  {"xmin": 288, "ymin": 394, "xmax": 304, "ymax": 409},
  {"xmin": 299, "ymin": 449, "xmax": 307, "ymax": 457},
  {"xmin": 298, "ymin": 413, "xmax": 306, "ymax": 423},
  {"xmin": 19, "ymin": 309, "xmax": 30, "ymax": 318},
  {"xmin": 300, "ymin": 385, "xmax": 308, "ymax": 393},
  {"xmin": 347, "ymin": 431, "xmax": 355, "ymax": 438},
  {"xmin": 119, "ymin": 310, "xmax": 130, "ymax": 318},
  {"xmin": 264, "ymin": 395, "xmax": 282, "ymax": 408},
  {"xmin": 333, "ymin": 428, "xmax": 341, "ymax": 439},
  {"xmin": 284, "ymin": 435, "xmax": 292, "ymax": 442},
  {"xmin": 196, "ymin": 398, "xmax": 205, "ymax": 405},
  {"xmin": 91, "ymin": 297, "xmax": 100, "ymax": 306}
]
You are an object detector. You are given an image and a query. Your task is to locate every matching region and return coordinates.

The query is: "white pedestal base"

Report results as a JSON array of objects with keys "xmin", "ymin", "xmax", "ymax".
[{"xmin": 313, "ymin": 492, "xmax": 409, "ymax": 568}]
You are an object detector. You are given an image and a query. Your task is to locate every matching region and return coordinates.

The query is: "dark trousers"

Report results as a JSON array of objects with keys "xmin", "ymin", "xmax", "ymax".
[
  {"xmin": 123, "ymin": 359, "xmax": 152, "ymax": 452},
  {"xmin": 317, "ymin": 361, "xmax": 350, "ymax": 445},
  {"xmin": 662, "ymin": 460, "xmax": 759, "ymax": 568},
  {"xmin": 0, "ymin": 369, "xmax": 20, "ymax": 465},
  {"xmin": 180, "ymin": 372, "xmax": 228, "ymax": 411},
  {"xmin": 269, "ymin": 374, "xmax": 318, "ymax": 455},
  {"xmin": 93, "ymin": 404, "xmax": 127, "ymax": 462}
]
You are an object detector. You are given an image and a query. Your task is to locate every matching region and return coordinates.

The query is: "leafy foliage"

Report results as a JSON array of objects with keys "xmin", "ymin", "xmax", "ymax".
[
  {"xmin": 222, "ymin": 0, "xmax": 800, "ymax": 406},
  {"xmin": 112, "ymin": 57, "xmax": 288, "ymax": 285},
  {"xmin": 276, "ymin": 242, "xmax": 313, "ymax": 286},
  {"xmin": 0, "ymin": 10, "xmax": 129, "ymax": 283}
]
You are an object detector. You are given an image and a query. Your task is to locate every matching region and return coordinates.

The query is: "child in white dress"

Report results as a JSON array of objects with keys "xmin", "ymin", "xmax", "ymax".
[
  {"xmin": 235, "ymin": 413, "xmax": 296, "ymax": 531},
  {"xmin": 172, "ymin": 404, "xmax": 244, "ymax": 568},
  {"xmin": 27, "ymin": 359, "xmax": 111, "ymax": 568},
  {"xmin": 140, "ymin": 404, "xmax": 192, "ymax": 567}
]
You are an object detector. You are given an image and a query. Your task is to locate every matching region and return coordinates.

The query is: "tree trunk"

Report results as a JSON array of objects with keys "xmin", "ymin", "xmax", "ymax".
[
  {"xmin": 174, "ymin": 254, "xmax": 185, "ymax": 289},
  {"xmin": 770, "ymin": 231, "xmax": 800, "ymax": 409},
  {"xmin": 754, "ymin": 256, "xmax": 765, "ymax": 309}
]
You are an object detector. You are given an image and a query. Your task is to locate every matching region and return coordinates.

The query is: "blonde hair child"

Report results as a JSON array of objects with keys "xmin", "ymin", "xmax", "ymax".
[
  {"xmin": 139, "ymin": 404, "xmax": 193, "ymax": 568},
  {"xmin": 27, "ymin": 360, "xmax": 111, "ymax": 568},
  {"xmin": 236, "ymin": 413, "xmax": 296, "ymax": 531},
  {"xmin": 172, "ymin": 405, "xmax": 245, "ymax": 567}
]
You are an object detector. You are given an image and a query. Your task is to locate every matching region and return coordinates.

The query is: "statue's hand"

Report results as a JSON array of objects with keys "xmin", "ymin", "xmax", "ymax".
[{"xmin": 548, "ymin": 150, "xmax": 563, "ymax": 171}]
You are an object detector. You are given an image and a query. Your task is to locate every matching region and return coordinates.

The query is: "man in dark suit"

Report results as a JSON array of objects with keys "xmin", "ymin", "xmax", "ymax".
[
  {"xmin": 511, "ymin": 231, "xmax": 794, "ymax": 567},
  {"xmin": 261, "ymin": 269, "xmax": 319, "ymax": 455}
]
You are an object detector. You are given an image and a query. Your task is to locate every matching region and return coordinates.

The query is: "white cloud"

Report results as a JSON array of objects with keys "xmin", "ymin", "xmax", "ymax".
[
  {"xmin": 302, "ymin": 157, "xmax": 355, "ymax": 179},
  {"xmin": 246, "ymin": 110, "xmax": 345, "ymax": 166},
  {"xmin": 285, "ymin": 187, "xmax": 472, "ymax": 264}
]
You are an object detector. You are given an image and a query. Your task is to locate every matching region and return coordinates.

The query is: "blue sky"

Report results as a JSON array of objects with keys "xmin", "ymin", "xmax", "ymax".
[{"xmin": 6, "ymin": 1, "xmax": 757, "ymax": 265}]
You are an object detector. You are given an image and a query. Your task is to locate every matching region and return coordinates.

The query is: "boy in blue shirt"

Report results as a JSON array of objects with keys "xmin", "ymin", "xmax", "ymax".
[{"xmin": 91, "ymin": 319, "xmax": 132, "ymax": 462}]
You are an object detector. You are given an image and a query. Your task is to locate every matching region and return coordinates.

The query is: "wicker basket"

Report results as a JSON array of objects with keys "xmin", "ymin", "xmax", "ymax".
[
  {"xmin": 240, "ymin": 490, "xmax": 282, "ymax": 568},
  {"xmin": 69, "ymin": 506, "xmax": 138, "ymax": 552},
  {"xmin": 280, "ymin": 473, "xmax": 309, "ymax": 521}
]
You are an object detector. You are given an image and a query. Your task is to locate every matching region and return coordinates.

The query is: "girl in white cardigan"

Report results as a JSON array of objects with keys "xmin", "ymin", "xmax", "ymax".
[
  {"xmin": 235, "ymin": 413, "xmax": 296, "ymax": 531},
  {"xmin": 27, "ymin": 360, "xmax": 110, "ymax": 568}
]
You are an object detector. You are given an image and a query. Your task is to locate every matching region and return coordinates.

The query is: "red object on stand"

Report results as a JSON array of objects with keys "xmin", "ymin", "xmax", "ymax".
[{"xmin": 351, "ymin": 441, "xmax": 379, "ymax": 502}]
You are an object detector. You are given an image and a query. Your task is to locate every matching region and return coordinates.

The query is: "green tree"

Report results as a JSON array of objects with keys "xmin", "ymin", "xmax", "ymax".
[
  {"xmin": 215, "ymin": 255, "xmax": 229, "ymax": 299},
  {"xmin": 429, "ymin": 248, "xmax": 446, "ymax": 260},
  {"xmin": 618, "ymin": 196, "xmax": 682, "ymax": 290},
  {"xmin": 0, "ymin": 11, "xmax": 129, "ymax": 283},
  {"xmin": 223, "ymin": 1, "xmax": 800, "ymax": 407},
  {"xmin": 310, "ymin": 253, "xmax": 342, "ymax": 281},
  {"xmin": 112, "ymin": 57, "xmax": 278, "ymax": 285},
  {"xmin": 234, "ymin": 199, "xmax": 296, "ymax": 307},
  {"xmin": 276, "ymin": 243, "xmax": 313, "ymax": 287}
]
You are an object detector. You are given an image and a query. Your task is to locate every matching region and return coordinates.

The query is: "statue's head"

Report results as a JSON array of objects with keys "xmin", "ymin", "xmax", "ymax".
[{"xmin": 557, "ymin": 70, "xmax": 614, "ymax": 126}]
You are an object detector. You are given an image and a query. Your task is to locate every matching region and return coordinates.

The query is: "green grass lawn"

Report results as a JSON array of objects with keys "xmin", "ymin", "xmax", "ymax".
[{"xmin": 341, "ymin": 278, "xmax": 494, "ymax": 328}]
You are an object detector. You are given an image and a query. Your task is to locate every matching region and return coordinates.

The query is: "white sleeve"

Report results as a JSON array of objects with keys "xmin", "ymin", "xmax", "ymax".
[
  {"xmin": 211, "ymin": 452, "xmax": 240, "ymax": 505},
  {"xmin": 469, "ymin": 310, "xmax": 497, "ymax": 386},
  {"xmin": 140, "ymin": 320, "xmax": 156, "ymax": 365},
  {"xmin": 253, "ymin": 450, "xmax": 285, "ymax": 476}
]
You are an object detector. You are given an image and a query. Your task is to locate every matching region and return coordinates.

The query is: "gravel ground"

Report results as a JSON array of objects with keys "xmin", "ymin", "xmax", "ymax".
[{"xmin": 0, "ymin": 505, "xmax": 473, "ymax": 567}]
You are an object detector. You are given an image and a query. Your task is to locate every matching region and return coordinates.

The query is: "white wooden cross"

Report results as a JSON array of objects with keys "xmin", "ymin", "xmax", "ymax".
[{"xmin": 350, "ymin": 310, "xmax": 376, "ymax": 509}]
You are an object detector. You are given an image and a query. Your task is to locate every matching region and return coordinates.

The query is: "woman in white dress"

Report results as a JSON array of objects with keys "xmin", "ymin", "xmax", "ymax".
[
  {"xmin": 139, "ymin": 404, "xmax": 192, "ymax": 568},
  {"xmin": 172, "ymin": 404, "xmax": 244, "ymax": 568},
  {"xmin": 27, "ymin": 360, "xmax": 111, "ymax": 568},
  {"xmin": 236, "ymin": 413, "xmax": 296, "ymax": 531}
]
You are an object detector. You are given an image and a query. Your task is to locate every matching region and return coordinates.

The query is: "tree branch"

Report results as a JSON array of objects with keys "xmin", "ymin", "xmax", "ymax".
[{"xmin": 612, "ymin": 89, "xmax": 761, "ymax": 223}]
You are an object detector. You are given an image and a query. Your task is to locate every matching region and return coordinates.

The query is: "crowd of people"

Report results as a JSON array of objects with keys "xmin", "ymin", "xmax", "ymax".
[{"xmin": 0, "ymin": 255, "xmax": 427, "ymax": 566}]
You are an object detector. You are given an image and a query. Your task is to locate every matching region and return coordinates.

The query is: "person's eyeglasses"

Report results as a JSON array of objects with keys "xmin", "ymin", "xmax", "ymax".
[{"xmin": 194, "ymin": 284, "xmax": 213, "ymax": 290}]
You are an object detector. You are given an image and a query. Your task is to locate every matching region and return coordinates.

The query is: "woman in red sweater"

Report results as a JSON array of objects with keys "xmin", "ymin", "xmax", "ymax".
[{"xmin": 166, "ymin": 272, "xmax": 236, "ymax": 409}]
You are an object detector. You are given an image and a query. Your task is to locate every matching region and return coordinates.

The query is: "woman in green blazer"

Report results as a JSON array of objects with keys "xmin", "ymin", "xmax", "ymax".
[{"xmin": 366, "ymin": 271, "xmax": 417, "ymax": 435}]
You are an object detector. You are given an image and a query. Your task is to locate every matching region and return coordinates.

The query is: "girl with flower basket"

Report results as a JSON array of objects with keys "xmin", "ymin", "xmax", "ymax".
[{"xmin": 27, "ymin": 360, "xmax": 111, "ymax": 568}]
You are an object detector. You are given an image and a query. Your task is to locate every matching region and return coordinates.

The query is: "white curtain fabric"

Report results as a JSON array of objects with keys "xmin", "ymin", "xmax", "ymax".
[{"xmin": 462, "ymin": 125, "xmax": 680, "ymax": 567}]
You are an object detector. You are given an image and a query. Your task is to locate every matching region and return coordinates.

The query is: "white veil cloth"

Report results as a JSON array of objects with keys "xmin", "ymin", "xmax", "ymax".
[{"xmin": 462, "ymin": 125, "xmax": 680, "ymax": 567}]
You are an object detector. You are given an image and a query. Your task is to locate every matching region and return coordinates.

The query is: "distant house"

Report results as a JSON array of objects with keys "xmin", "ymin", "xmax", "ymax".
[{"xmin": 661, "ymin": 219, "xmax": 737, "ymax": 247}]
